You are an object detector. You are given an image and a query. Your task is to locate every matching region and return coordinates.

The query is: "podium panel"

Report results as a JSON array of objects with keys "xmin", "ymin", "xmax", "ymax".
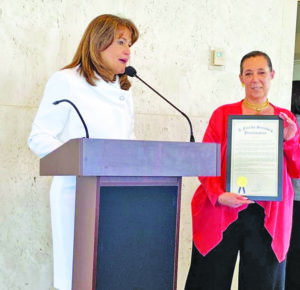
[{"xmin": 97, "ymin": 185, "xmax": 178, "ymax": 289}]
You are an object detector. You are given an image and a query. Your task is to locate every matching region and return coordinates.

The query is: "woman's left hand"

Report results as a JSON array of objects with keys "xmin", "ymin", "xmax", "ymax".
[{"xmin": 279, "ymin": 112, "xmax": 297, "ymax": 141}]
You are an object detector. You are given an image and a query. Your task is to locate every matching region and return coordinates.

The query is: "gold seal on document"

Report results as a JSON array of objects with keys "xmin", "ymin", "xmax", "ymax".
[{"xmin": 236, "ymin": 176, "xmax": 248, "ymax": 187}]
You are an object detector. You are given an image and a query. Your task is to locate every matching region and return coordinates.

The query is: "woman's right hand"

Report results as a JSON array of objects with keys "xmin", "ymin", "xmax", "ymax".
[{"xmin": 217, "ymin": 192, "xmax": 254, "ymax": 208}]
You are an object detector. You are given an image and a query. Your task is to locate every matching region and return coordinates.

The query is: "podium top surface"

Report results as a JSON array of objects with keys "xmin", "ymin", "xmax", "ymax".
[{"xmin": 40, "ymin": 138, "xmax": 220, "ymax": 177}]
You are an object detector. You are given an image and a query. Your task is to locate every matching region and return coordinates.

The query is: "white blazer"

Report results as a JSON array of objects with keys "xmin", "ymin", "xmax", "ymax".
[{"xmin": 28, "ymin": 68, "xmax": 135, "ymax": 290}]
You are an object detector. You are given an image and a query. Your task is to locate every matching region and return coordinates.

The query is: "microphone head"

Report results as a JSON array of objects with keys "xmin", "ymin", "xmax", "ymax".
[{"xmin": 125, "ymin": 66, "xmax": 137, "ymax": 77}]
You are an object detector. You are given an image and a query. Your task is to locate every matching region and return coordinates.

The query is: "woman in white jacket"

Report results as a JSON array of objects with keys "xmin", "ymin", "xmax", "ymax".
[{"xmin": 28, "ymin": 14, "xmax": 139, "ymax": 290}]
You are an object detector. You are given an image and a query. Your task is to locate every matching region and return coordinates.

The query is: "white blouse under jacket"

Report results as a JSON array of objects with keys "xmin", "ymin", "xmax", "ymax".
[{"xmin": 28, "ymin": 67, "xmax": 135, "ymax": 290}]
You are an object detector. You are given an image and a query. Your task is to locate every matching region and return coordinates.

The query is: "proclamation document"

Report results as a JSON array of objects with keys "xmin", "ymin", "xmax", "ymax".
[{"xmin": 226, "ymin": 115, "xmax": 283, "ymax": 201}]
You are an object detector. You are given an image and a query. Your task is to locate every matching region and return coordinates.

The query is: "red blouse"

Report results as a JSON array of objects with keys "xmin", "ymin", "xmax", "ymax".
[{"xmin": 192, "ymin": 100, "xmax": 300, "ymax": 262}]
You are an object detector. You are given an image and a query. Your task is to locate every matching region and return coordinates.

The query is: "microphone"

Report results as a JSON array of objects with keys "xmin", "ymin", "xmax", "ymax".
[
  {"xmin": 53, "ymin": 99, "xmax": 89, "ymax": 138},
  {"xmin": 125, "ymin": 66, "xmax": 195, "ymax": 142}
]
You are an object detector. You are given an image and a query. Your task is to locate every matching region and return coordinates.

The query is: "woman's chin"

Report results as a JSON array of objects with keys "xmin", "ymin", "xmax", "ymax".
[{"xmin": 247, "ymin": 94, "xmax": 266, "ymax": 101}]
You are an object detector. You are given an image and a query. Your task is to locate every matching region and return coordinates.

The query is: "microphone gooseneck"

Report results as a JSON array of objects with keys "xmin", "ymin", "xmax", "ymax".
[
  {"xmin": 125, "ymin": 66, "xmax": 195, "ymax": 142},
  {"xmin": 53, "ymin": 99, "xmax": 89, "ymax": 138}
]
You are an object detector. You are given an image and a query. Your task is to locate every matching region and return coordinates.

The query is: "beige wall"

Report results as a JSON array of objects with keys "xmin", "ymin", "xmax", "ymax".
[
  {"xmin": 294, "ymin": 3, "xmax": 300, "ymax": 79},
  {"xmin": 0, "ymin": 0, "xmax": 297, "ymax": 289}
]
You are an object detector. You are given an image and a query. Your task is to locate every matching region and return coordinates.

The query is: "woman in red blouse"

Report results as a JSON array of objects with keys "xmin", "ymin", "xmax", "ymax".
[{"xmin": 185, "ymin": 51, "xmax": 300, "ymax": 290}]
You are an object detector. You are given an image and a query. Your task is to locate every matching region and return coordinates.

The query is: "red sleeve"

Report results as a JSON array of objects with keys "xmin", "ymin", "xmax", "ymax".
[
  {"xmin": 199, "ymin": 108, "xmax": 226, "ymax": 206},
  {"xmin": 283, "ymin": 113, "xmax": 300, "ymax": 178}
]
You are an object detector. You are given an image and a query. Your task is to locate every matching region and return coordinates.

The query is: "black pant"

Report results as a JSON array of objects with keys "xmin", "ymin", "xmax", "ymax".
[
  {"xmin": 185, "ymin": 204, "xmax": 286, "ymax": 290},
  {"xmin": 285, "ymin": 200, "xmax": 300, "ymax": 290}
]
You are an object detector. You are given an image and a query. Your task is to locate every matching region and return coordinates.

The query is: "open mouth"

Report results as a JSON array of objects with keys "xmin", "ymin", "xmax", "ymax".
[{"xmin": 119, "ymin": 58, "xmax": 128, "ymax": 64}]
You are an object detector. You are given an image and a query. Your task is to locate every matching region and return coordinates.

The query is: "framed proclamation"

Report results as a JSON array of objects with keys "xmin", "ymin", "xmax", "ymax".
[{"xmin": 226, "ymin": 115, "xmax": 283, "ymax": 201}]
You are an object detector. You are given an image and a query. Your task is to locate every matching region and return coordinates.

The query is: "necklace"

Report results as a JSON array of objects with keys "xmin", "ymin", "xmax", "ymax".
[{"xmin": 243, "ymin": 98, "xmax": 269, "ymax": 112}]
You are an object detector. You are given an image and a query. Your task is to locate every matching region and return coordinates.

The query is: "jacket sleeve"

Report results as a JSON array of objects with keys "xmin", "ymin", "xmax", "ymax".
[
  {"xmin": 28, "ymin": 72, "xmax": 71, "ymax": 158},
  {"xmin": 199, "ymin": 108, "xmax": 225, "ymax": 206},
  {"xmin": 284, "ymin": 114, "xmax": 300, "ymax": 178},
  {"xmin": 127, "ymin": 89, "xmax": 136, "ymax": 140}
]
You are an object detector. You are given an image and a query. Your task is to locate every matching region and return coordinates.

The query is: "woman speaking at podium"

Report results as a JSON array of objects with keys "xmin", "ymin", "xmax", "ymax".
[
  {"xmin": 28, "ymin": 14, "xmax": 139, "ymax": 290},
  {"xmin": 185, "ymin": 51, "xmax": 300, "ymax": 290}
]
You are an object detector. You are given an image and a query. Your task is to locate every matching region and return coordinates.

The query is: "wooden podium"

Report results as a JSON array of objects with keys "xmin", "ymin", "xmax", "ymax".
[{"xmin": 40, "ymin": 138, "xmax": 220, "ymax": 290}]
